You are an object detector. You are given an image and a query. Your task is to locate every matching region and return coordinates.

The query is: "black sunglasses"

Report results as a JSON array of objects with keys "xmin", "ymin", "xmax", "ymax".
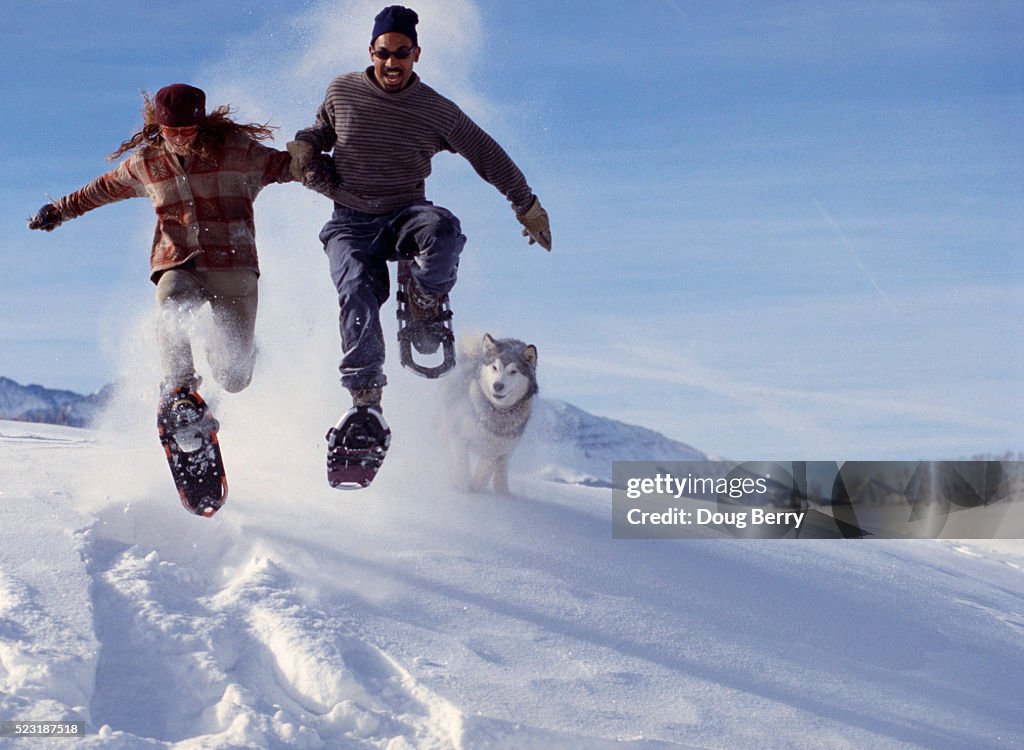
[{"xmin": 372, "ymin": 46, "xmax": 417, "ymax": 60}]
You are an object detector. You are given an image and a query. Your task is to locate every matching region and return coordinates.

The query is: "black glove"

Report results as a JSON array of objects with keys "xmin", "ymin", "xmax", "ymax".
[
  {"xmin": 28, "ymin": 203, "xmax": 63, "ymax": 232},
  {"xmin": 301, "ymin": 155, "xmax": 340, "ymax": 195}
]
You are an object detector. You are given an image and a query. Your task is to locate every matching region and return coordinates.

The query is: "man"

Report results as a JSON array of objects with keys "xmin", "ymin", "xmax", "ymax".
[
  {"xmin": 289, "ymin": 5, "xmax": 551, "ymax": 459},
  {"xmin": 28, "ymin": 84, "xmax": 293, "ymax": 513}
]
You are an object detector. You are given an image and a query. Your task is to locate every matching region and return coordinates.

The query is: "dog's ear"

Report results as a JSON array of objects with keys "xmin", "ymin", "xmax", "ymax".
[
  {"xmin": 522, "ymin": 344, "xmax": 538, "ymax": 367},
  {"xmin": 482, "ymin": 333, "xmax": 499, "ymax": 357}
]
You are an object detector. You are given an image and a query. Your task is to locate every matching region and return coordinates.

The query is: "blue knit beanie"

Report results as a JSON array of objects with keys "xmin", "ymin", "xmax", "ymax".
[{"xmin": 371, "ymin": 5, "xmax": 419, "ymax": 46}]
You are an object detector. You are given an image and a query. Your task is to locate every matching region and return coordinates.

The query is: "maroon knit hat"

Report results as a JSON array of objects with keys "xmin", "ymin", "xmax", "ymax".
[{"xmin": 154, "ymin": 84, "xmax": 206, "ymax": 127}]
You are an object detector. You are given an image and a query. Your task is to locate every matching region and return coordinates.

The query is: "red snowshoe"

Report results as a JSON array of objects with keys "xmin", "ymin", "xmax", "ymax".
[{"xmin": 157, "ymin": 384, "xmax": 227, "ymax": 517}]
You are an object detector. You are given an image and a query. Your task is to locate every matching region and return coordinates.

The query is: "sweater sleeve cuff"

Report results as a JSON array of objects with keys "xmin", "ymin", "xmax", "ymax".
[
  {"xmin": 512, "ymin": 193, "xmax": 536, "ymax": 217},
  {"xmin": 513, "ymin": 193, "xmax": 537, "ymax": 217},
  {"xmin": 54, "ymin": 197, "xmax": 80, "ymax": 221}
]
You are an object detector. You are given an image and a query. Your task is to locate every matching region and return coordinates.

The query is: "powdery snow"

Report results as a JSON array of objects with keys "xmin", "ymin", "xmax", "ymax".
[{"xmin": 1, "ymin": 410, "xmax": 1022, "ymax": 750}]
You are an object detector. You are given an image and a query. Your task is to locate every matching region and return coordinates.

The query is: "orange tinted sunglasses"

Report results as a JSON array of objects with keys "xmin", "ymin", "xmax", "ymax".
[{"xmin": 160, "ymin": 125, "xmax": 199, "ymax": 137}]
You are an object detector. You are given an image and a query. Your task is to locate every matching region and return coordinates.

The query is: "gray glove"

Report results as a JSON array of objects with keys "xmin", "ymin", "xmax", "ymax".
[
  {"xmin": 517, "ymin": 196, "xmax": 551, "ymax": 251},
  {"xmin": 286, "ymin": 140, "xmax": 317, "ymax": 182},
  {"xmin": 301, "ymin": 155, "xmax": 339, "ymax": 195},
  {"xmin": 28, "ymin": 203, "xmax": 63, "ymax": 232}
]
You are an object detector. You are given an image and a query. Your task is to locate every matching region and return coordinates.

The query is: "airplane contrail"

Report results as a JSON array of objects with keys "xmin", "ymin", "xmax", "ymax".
[{"xmin": 815, "ymin": 199, "xmax": 898, "ymax": 312}]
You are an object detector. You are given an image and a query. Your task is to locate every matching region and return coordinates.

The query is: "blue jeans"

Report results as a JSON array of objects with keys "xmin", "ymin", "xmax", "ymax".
[{"xmin": 319, "ymin": 202, "xmax": 466, "ymax": 390}]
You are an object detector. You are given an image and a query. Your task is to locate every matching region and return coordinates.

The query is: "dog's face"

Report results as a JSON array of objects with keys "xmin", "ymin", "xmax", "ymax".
[{"xmin": 477, "ymin": 335, "xmax": 537, "ymax": 410}]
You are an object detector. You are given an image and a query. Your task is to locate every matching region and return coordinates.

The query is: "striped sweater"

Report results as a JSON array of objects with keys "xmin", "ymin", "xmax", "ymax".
[
  {"xmin": 55, "ymin": 132, "xmax": 292, "ymax": 279},
  {"xmin": 295, "ymin": 69, "xmax": 534, "ymax": 215}
]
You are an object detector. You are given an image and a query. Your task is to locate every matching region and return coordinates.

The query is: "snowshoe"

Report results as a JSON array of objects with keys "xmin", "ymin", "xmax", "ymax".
[
  {"xmin": 157, "ymin": 384, "xmax": 227, "ymax": 517},
  {"xmin": 326, "ymin": 406, "xmax": 392, "ymax": 489},
  {"xmin": 395, "ymin": 260, "xmax": 456, "ymax": 379}
]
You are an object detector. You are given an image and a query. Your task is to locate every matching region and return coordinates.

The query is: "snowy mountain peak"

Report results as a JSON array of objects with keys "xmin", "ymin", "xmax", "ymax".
[
  {"xmin": 516, "ymin": 398, "xmax": 706, "ymax": 487},
  {"xmin": 0, "ymin": 376, "xmax": 113, "ymax": 427}
]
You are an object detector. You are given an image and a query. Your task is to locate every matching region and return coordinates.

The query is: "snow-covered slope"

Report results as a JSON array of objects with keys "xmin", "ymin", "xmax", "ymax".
[{"xmin": 1, "ymin": 414, "xmax": 1021, "ymax": 750}]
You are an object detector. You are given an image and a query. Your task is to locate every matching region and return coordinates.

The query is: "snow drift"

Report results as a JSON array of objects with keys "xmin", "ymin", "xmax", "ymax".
[{"xmin": 1, "ymin": 412, "xmax": 1022, "ymax": 749}]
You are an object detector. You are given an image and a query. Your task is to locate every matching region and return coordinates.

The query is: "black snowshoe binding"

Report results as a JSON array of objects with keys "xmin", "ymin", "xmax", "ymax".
[
  {"xmin": 395, "ymin": 260, "xmax": 456, "ymax": 379},
  {"xmin": 326, "ymin": 406, "xmax": 392, "ymax": 489},
  {"xmin": 157, "ymin": 382, "xmax": 227, "ymax": 517}
]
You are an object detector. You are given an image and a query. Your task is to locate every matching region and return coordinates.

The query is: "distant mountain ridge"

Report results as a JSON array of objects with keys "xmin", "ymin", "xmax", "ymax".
[
  {"xmin": 0, "ymin": 377, "xmax": 704, "ymax": 485},
  {"xmin": 516, "ymin": 399, "xmax": 706, "ymax": 486},
  {"xmin": 0, "ymin": 377, "xmax": 113, "ymax": 427}
]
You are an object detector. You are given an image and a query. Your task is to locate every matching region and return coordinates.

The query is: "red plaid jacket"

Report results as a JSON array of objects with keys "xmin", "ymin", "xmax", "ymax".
[{"xmin": 56, "ymin": 132, "xmax": 293, "ymax": 279}]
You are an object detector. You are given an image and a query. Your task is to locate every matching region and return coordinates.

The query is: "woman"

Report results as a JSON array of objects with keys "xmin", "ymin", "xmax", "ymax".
[{"xmin": 28, "ymin": 83, "xmax": 293, "ymax": 415}]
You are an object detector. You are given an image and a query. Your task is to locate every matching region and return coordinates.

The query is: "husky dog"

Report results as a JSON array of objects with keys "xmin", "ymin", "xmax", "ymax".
[{"xmin": 440, "ymin": 333, "xmax": 539, "ymax": 495}]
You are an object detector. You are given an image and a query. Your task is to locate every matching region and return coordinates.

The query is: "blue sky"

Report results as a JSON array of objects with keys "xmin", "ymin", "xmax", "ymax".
[{"xmin": 2, "ymin": 0, "xmax": 1021, "ymax": 460}]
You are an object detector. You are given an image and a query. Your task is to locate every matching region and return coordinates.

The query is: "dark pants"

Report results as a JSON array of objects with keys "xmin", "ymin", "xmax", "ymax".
[{"xmin": 319, "ymin": 202, "xmax": 466, "ymax": 390}]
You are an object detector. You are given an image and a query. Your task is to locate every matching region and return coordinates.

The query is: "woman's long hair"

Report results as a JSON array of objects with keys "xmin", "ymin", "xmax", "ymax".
[{"xmin": 108, "ymin": 90, "xmax": 276, "ymax": 161}]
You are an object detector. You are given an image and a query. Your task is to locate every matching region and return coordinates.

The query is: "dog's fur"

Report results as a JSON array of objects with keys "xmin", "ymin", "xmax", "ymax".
[{"xmin": 440, "ymin": 333, "xmax": 538, "ymax": 495}]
